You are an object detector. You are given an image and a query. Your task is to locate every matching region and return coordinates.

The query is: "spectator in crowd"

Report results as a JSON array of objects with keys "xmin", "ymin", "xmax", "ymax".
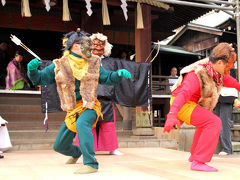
[
  {"xmin": 5, "ymin": 50, "xmax": 30, "ymax": 90},
  {"xmin": 169, "ymin": 67, "xmax": 178, "ymax": 91},
  {"xmin": 120, "ymin": 50, "xmax": 128, "ymax": 60}
]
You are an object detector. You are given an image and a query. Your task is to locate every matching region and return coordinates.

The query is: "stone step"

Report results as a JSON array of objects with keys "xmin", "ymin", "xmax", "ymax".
[
  {"xmin": 231, "ymin": 125, "xmax": 240, "ymax": 141},
  {"xmin": 118, "ymin": 137, "xmax": 178, "ymax": 149},
  {"xmin": 7, "ymin": 126, "xmax": 169, "ymax": 151},
  {"xmin": 116, "ymin": 130, "xmax": 133, "ymax": 137},
  {"xmin": 10, "ymin": 139, "xmax": 56, "ymax": 151},
  {"xmin": 8, "ymin": 129, "xmax": 132, "ymax": 140},
  {"xmin": 9, "ymin": 130, "xmax": 59, "ymax": 140},
  {"xmin": 0, "ymin": 104, "xmax": 42, "ymax": 113},
  {"xmin": 6, "ymin": 120, "xmax": 125, "ymax": 131},
  {"xmin": 1, "ymin": 112, "xmax": 66, "ymax": 121},
  {"xmin": 233, "ymin": 141, "xmax": 240, "ymax": 152},
  {"xmin": 9, "ymin": 137, "xmax": 177, "ymax": 151},
  {"xmin": 0, "ymin": 96, "xmax": 41, "ymax": 105},
  {"xmin": 9, "ymin": 135, "xmax": 237, "ymax": 152},
  {"xmin": 6, "ymin": 120, "xmax": 63, "ymax": 130}
]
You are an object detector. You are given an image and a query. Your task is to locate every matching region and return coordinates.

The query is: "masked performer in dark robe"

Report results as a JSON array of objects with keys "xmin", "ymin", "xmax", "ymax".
[
  {"xmin": 27, "ymin": 28, "xmax": 131, "ymax": 174},
  {"xmin": 74, "ymin": 33, "xmax": 123, "ymax": 155}
]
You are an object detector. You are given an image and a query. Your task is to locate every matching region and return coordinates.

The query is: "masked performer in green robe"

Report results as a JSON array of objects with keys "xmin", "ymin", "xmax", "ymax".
[{"xmin": 27, "ymin": 28, "xmax": 131, "ymax": 174}]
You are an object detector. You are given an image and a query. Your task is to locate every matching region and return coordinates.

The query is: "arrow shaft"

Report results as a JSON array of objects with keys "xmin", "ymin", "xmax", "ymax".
[{"xmin": 10, "ymin": 34, "xmax": 42, "ymax": 60}]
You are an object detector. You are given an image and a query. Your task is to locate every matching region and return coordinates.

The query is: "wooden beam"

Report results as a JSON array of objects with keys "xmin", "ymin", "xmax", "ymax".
[
  {"xmin": 79, "ymin": 0, "xmax": 135, "ymax": 8},
  {"xmin": 135, "ymin": 4, "xmax": 152, "ymax": 62},
  {"xmin": 188, "ymin": 26, "xmax": 223, "ymax": 36}
]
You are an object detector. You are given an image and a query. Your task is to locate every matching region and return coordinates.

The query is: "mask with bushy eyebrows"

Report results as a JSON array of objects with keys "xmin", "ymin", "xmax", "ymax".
[{"xmin": 91, "ymin": 38, "xmax": 105, "ymax": 57}]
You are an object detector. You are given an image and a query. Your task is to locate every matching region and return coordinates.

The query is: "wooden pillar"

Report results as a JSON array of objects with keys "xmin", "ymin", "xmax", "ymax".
[
  {"xmin": 133, "ymin": 4, "xmax": 154, "ymax": 136},
  {"xmin": 135, "ymin": 4, "xmax": 151, "ymax": 62}
]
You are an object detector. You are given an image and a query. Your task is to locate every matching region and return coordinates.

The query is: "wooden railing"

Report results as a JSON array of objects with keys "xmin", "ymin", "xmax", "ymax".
[
  {"xmin": 152, "ymin": 75, "xmax": 178, "ymax": 127},
  {"xmin": 152, "ymin": 75, "xmax": 178, "ymax": 95}
]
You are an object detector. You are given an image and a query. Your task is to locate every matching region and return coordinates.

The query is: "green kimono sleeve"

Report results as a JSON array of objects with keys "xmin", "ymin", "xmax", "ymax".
[
  {"xmin": 27, "ymin": 63, "xmax": 56, "ymax": 86},
  {"xmin": 99, "ymin": 66, "xmax": 122, "ymax": 85}
]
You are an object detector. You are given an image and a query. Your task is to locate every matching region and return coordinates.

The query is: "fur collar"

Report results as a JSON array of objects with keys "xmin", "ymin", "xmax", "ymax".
[{"xmin": 172, "ymin": 58, "xmax": 222, "ymax": 111}]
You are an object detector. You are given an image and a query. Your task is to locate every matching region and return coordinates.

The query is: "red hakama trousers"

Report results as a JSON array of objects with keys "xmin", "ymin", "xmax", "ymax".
[{"xmin": 75, "ymin": 103, "xmax": 119, "ymax": 152}]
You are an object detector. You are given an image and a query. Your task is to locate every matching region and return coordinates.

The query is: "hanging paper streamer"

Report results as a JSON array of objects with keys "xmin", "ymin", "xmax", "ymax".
[
  {"xmin": 137, "ymin": 2, "xmax": 144, "ymax": 29},
  {"xmin": 102, "ymin": 0, "xmax": 110, "ymax": 25},
  {"xmin": 120, "ymin": 0, "xmax": 128, "ymax": 21},
  {"xmin": 1, "ymin": 0, "xmax": 6, "ymax": 6},
  {"xmin": 63, "ymin": 0, "xmax": 72, "ymax": 21},
  {"xmin": 43, "ymin": 86, "xmax": 49, "ymax": 132},
  {"xmin": 85, "ymin": 0, "xmax": 93, "ymax": 16},
  {"xmin": 21, "ymin": 0, "xmax": 32, "ymax": 17},
  {"xmin": 147, "ymin": 65, "xmax": 151, "ymax": 126},
  {"xmin": 44, "ymin": 0, "xmax": 51, "ymax": 12}
]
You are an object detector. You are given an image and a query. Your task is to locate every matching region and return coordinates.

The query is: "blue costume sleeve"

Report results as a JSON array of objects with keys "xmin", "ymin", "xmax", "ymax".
[
  {"xmin": 99, "ymin": 66, "xmax": 122, "ymax": 85},
  {"xmin": 27, "ymin": 63, "xmax": 56, "ymax": 86}
]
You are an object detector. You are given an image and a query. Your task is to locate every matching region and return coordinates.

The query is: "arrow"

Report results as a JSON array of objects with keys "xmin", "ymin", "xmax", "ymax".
[{"xmin": 10, "ymin": 34, "xmax": 42, "ymax": 60}]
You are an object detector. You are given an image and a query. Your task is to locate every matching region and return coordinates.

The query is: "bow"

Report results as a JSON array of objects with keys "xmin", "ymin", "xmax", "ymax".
[{"xmin": 145, "ymin": 40, "xmax": 161, "ymax": 63}]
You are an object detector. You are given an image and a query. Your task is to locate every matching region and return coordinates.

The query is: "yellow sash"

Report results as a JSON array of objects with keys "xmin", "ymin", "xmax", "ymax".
[
  {"xmin": 170, "ymin": 96, "xmax": 198, "ymax": 125},
  {"xmin": 65, "ymin": 98, "xmax": 103, "ymax": 133}
]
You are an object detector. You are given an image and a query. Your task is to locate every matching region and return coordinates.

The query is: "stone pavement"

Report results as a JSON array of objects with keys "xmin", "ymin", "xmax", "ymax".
[{"xmin": 1, "ymin": 147, "xmax": 240, "ymax": 180}]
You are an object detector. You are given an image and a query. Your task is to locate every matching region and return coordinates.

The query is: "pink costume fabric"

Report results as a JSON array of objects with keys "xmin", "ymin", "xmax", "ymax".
[
  {"xmin": 170, "ymin": 72, "xmax": 240, "ymax": 163},
  {"xmin": 5, "ymin": 59, "xmax": 23, "ymax": 89},
  {"xmin": 5, "ymin": 59, "xmax": 28, "ymax": 90},
  {"xmin": 75, "ymin": 102, "xmax": 118, "ymax": 151}
]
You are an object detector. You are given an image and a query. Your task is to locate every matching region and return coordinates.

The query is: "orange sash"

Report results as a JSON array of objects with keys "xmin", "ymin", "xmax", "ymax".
[
  {"xmin": 170, "ymin": 96, "xmax": 198, "ymax": 125},
  {"xmin": 65, "ymin": 98, "xmax": 102, "ymax": 133}
]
